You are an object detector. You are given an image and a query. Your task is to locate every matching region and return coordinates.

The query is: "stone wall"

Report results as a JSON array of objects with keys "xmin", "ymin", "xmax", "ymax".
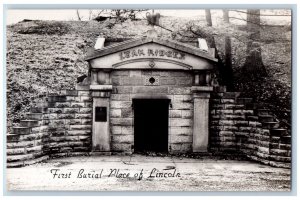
[
  {"xmin": 110, "ymin": 70, "xmax": 193, "ymax": 153},
  {"xmin": 7, "ymin": 88, "xmax": 92, "ymax": 167},
  {"xmin": 209, "ymin": 87, "xmax": 291, "ymax": 168},
  {"xmin": 7, "ymin": 74, "xmax": 291, "ymax": 169},
  {"xmin": 45, "ymin": 89, "xmax": 92, "ymax": 156}
]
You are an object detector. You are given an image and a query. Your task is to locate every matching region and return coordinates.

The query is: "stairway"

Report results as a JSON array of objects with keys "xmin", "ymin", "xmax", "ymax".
[
  {"xmin": 7, "ymin": 88, "xmax": 94, "ymax": 168},
  {"xmin": 7, "ymin": 101, "xmax": 49, "ymax": 167},
  {"xmin": 240, "ymin": 98, "xmax": 291, "ymax": 168}
]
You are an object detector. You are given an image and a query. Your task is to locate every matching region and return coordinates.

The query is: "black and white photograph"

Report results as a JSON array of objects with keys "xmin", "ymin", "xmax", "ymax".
[{"xmin": 4, "ymin": 5, "xmax": 293, "ymax": 193}]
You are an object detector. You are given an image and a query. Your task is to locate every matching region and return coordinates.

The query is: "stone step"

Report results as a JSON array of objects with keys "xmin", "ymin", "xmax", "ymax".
[
  {"xmin": 222, "ymin": 92, "xmax": 241, "ymax": 98},
  {"xmin": 280, "ymin": 136, "xmax": 291, "ymax": 144},
  {"xmin": 12, "ymin": 127, "xmax": 32, "ymax": 135},
  {"xmin": 269, "ymin": 155, "xmax": 291, "ymax": 162},
  {"xmin": 6, "ymin": 154, "xmax": 33, "ymax": 163},
  {"xmin": 244, "ymin": 103, "xmax": 257, "ymax": 110},
  {"xmin": 36, "ymin": 102, "xmax": 48, "ymax": 107},
  {"xmin": 47, "ymin": 95, "xmax": 67, "ymax": 102},
  {"xmin": 247, "ymin": 115, "xmax": 259, "ymax": 121},
  {"xmin": 26, "ymin": 113, "xmax": 43, "ymax": 120},
  {"xmin": 213, "ymin": 86, "xmax": 227, "ymax": 93},
  {"xmin": 66, "ymin": 90, "xmax": 78, "ymax": 96},
  {"xmin": 236, "ymin": 98, "xmax": 253, "ymax": 104},
  {"xmin": 30, "ymin": 103, "xmax": 48, "ymax": 113},
  {"xmin": 258, "ymin": 115, "xmax": 275, "ymax": 122},
  {"xmin": 30, "ymin": 107, "xmax": 42, "ymax": 113},
  {"xmin": 270, "ymin": 129, "xmax": 288, "ymax": 137},
  {"xmin": 20, "ymin": 120, "xmax": 41, "ymax": 127},
  {"xmin": 7, "ymin": 134, "xmax": 21, "ymax": 142},
  {"xmin": 6, "ymin": 155, "xmax": 49, "ymax": 168},
  {"xmin": 245, "ymin": 102, "xmax": 267, "ymax": 110},
  {"xmin": 48, "ymin": 92, "xmax": 61, "ymax": 96},
  {"xmin": 256, "ymin": 109, "xmax": 271, "ymax": 115},
  {"xmin": 262, "ymin": 122, "xmax": 280, "ymax": 129},
  {"xmin": 233, "ymin": 104, "xmax": 245, "ymax": 109}
]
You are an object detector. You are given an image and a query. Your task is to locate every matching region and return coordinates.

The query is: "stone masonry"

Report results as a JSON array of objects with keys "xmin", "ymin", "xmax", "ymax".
[
  {"xmin": 7, "ymin": 84, "xmax": 291, "ymax": 168},
  {"xmin": 210, "ymin": 87, "xmax": 291, "ymax": 168},
  {"xmin": 109, "ymin": 70, "xmax": 193, "ymax": 153},
  {"xmin": 7, "ymin": 88, "xmax": 92, "ymax": 167}
]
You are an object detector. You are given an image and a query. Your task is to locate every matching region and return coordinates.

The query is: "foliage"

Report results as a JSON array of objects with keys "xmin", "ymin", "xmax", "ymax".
[
  {"xmin": 235, "ymin": 76, "xmax": 291, "ymax": 127},
  {"xmin": 180, "ymin": 15, "xmax": 291, "ymax": 125},
  {"xmin": 13, "ymin": 20, "xmax": 71, "ymax": 35}
]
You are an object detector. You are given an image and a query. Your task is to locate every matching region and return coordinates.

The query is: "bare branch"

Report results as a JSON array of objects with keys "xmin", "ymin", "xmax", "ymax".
[
  {"xmin": 229, "ymin": 16, "xmax": 286, "ymax": 27},
  {"xmin": 154, "ymin": 24, "xmax": 196, "ymax": 39},
  {"xmin": 230, "ymin": 9, "xmax": 291, "ymax": 17}
]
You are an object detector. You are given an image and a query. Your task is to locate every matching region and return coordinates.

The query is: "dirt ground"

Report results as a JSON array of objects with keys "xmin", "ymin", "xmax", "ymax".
[{"xmin": 6, "ymin": 154, "xmax": 291, "ymax": 192}]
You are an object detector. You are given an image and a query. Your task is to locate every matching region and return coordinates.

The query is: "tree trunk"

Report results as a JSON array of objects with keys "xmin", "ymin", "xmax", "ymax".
[
  {"xmin": 207, "ymin": 36, "xmax": 234, "ymax": 91},
  {"xmin": 224, "ymin": 36, "xmax": 234, "ymax": 90},
  {"xmin": 225, "ymin": 37, "xmax": 232, "ymax": 67},
  {"xmin": 243, "ymin": 9, "xmax": 267, "ymax": 78},
  {"xmin": 88, "ymin": 10, "xmax": 93, "ymax": 20},
  {"xmin": 205, "ymin": 9, "xmax": 212, "ymax": 26},
  {"xmin": 76, "ymin": 10, "xmax": 82, "ymax": 21},
  {"xmin": 223, "ymin": 10, "xmax": 229, "ymax": 23}
]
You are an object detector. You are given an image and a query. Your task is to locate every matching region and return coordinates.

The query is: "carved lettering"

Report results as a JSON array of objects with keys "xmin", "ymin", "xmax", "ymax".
[
  {"xmin": 119, "ymin": 48, "xmax": 185, "ymax": 61},
  {"xmin": 179, "ymin": 53, "xmax": 185, "ymax": 60},
  {"xmin": 138, "ymin": 49, "xmax": 145, "ymax": 56},
  {"xmin": 148, "ymin": 49, "xmax": 155, "ymax": 56},
  {"xmin": 123, "ymin": 51, "xmax": 130, "ymax": 58},
  {"xmin": 119, "ymin": 52, "xmax": 124, "ymax": 60},
  {"xmin": 173, "ymin": 51, "xmax": 178, "ymax": 58},
  {"xmin": 131, "ymin": 49, "xmax": 138, "ymax": 57},
  {"xmin": 159, "ymin": 50, "xmax": 164, "ymax": 56},
  {"xmin": 166, "ymin": 50, "xmax": 172, "ymax": 57}
]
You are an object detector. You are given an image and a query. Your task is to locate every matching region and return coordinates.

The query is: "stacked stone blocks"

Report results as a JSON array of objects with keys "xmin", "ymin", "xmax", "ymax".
[
  {"xmin": 210, "ymin": 87, "xmax": 291, "ymax": 168},
  {"xmin": 110, "ymin": 70, "xmax": 193, "ymax": 153},
  {"xmin": 7, "ymin": 89, "xmax": 92, "ymax": 167}
]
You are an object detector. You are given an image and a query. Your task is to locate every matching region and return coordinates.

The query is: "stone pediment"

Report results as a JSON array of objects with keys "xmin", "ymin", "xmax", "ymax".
[{"xmin": 85, "ymin": 38, "xmax": 218, "ymax": 71}]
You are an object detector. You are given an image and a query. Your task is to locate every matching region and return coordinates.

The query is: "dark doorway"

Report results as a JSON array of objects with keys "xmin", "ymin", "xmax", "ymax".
[{"xmin": 133, "ymin": 99, "xmax": 170, "ymax": 153}]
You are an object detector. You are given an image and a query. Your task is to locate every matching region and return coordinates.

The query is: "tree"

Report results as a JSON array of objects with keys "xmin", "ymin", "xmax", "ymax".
[
  {"xmin": 92, "ymin": 9, "xmax": 147, "ymax": 29},
  {"xmin": 223, "ymin": 10, "xmax": 229, "ymax": 23},
  {"xmin": 224, "ymin": 36, "xmax": 234, "ymax": 90},
  {"xmin": 76, "ymin": 10, "xmax": 82, "ymax": 21},
  {"xmin": 219, "ymin": 10, "xmax": 234, "ymax": 90},
  {"xmin": 242, "ymin": 9, "xmax": 267, "ymax": 78},
  {"xmin": 205, "ymin": 9, "xmax": 212, "ymax": 26}
]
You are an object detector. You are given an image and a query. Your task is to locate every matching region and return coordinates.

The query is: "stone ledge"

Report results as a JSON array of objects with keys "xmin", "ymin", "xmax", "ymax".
[
  {"xmin": 76, "ymin": 84, "xmax": 90, "ymax": 91},
  {"xmin": 191, "ymin": 86, "xmax": 213, "ymax": 92},
  {"xmin": 90, "ymin": 152, "xmax": 112, "ymax": 156},
  {"xmin": 90, "ymin": 85, "xmax": 113, "ymax": 91}
]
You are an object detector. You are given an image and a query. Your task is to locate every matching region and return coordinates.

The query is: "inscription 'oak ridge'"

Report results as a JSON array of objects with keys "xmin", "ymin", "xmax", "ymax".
[{"xmin": 119, "ymin": 48, "xmax": 185, "ymax": 61}]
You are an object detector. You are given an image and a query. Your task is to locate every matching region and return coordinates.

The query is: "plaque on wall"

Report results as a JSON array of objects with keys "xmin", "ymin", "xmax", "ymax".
[{"xmin": 95, "ymin": 106, "xmax": 107, "ymax": 122}]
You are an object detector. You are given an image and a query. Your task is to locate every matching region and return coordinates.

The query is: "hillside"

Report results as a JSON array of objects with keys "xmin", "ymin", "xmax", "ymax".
[{"xmin": 6, "ymin": 16, "xmax": 291, "ymax": 128}]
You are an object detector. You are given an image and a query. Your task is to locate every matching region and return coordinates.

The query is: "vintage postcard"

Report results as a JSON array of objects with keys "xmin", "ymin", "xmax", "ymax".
[{"xmin": 5, "ymin": 6, "xmax": 292, "ymax": 192}]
